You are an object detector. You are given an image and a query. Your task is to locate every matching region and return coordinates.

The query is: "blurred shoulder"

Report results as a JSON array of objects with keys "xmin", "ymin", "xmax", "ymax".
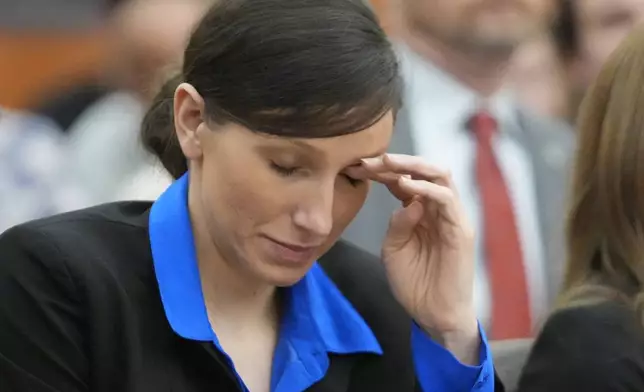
[
  {"xmin": 541, "ymin": 300, "xmax": 643, "ymax": 340},
  {"xmin": 518, "ymin": 301, "xmax": 644, "ymax": 391}
]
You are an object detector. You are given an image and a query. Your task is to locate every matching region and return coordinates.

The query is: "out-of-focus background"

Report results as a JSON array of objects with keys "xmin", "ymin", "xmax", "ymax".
[
  {"xmin": 4, "ymin": 0, "xmax": 640, "ymax": 120},
  {"xmin": 6, "ymin": 0, "xmax": 385, "ymax": 109},
  {"xmin": 1, "ymin": 0, "xmax": 105, "ymax": 109},
  {"xmin": 2, "ymin": 1, "xmax": 644, "ymax": 389}
]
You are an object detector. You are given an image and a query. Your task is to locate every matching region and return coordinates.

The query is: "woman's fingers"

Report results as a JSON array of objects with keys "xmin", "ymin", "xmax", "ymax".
[
  {"xmin": 346, "ymin": 154, "xmax": 464, "ymax": 222},
  {"xmin": 347, "ymin": 161, "xmax": 462, "ymax": 224},
  {"xmin": 346, "ymin": 153, "xmax": 459, "ymax": 204},
  {"xmin": 345, "ymin": 165, "xmax": 414, "ymax": 202},
  {"xmin": 361, "ymin": 154, "xmax": 455, "ymax": 189},
  {"xmin": 397, "ymin": 176, "xmax": 461, "ymax": 223},
  {"xmin": 398, "ymin": 176, "xmax": 452, "ymax": 205}
]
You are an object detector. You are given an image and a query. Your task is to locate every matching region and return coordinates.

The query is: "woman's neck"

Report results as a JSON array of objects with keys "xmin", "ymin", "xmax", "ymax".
[
  {"xmin": 189, "ymin": 190, "xmax": 279, "ymax": 332},
  {"xmin": 197, "ymin": 244, "xmax": 278, "ymax": 328}
]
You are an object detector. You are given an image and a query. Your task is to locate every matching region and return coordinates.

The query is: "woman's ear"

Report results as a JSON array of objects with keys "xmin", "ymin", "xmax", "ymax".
[{"xmin": 174, "ymin": 82, "xmax": 206, "ymax": 160}]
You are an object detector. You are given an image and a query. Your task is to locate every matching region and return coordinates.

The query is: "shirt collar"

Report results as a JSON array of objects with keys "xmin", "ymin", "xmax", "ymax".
[
  {"xmin": 396, "ymin": 42, "xmax": 520, "ymax": 131},
  {"xmin": 149, "ymin": 173, "xmax": 382, "ymax": 355}
]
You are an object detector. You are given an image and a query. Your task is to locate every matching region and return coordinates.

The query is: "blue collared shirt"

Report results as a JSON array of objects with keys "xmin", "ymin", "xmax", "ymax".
[{"xmin": 149, "ymin": 174, "xmax": 495, "ymax": 391}]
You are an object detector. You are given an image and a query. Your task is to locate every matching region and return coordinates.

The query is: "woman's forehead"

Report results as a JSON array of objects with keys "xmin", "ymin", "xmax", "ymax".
[{"xmin": 255, "ymin": 111, "xmax": 394, "ymax": 163}]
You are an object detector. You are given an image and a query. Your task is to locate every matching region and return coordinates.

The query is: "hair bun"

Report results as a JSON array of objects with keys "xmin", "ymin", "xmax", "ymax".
[{"xmin": 140, "ymin": 73, "xmax": 187, "ymax": 179}]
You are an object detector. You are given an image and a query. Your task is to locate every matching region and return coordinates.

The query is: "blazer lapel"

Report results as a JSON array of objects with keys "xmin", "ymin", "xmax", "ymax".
[
  {"xmin": 305, "ymin": 355, "xmax": 358, "ymax": 392},
  {"xmin": 515, "ymin": 111, "xmax": 571, "ymax": 306}
]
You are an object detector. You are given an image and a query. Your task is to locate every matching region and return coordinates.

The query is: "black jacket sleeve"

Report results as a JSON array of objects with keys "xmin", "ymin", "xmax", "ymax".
[
  {"xmin": 0, "ymin": 225, "xmax": 88, "ymax": 392},
  {"xmin": 516, "ymin": 302, "xmax": 644, "ymax": 392}
]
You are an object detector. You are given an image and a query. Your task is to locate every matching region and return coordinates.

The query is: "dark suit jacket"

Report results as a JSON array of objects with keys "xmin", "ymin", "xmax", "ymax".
[
  {"xmin": 0, "ymin": 202, "xmax": 503, "ymax": 392},
  {"xmin": 516, "ymin": 301, "xmax": 644, "ymax": 391}
]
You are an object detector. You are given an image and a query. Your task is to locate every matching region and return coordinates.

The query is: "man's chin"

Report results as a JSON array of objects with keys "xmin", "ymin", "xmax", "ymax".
[{"xmin": 469, "ymin": 22, "xmax": 537, "ymax": 50}]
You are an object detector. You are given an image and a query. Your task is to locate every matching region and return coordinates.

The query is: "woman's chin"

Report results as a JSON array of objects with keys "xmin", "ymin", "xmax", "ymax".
[{"xmin": 255, "ymin": 257, "xmax": 317, "ymax": 287}]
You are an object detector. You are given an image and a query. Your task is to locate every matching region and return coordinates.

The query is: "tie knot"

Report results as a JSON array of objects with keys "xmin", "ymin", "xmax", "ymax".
[{"xmin": 469, "ymin": 110, "xmax": 498, "ymax": 143}]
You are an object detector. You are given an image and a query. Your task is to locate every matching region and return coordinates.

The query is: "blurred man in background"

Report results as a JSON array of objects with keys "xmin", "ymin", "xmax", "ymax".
[
  {"xmin": 554, "ymin": 0, "xmax": 644, "ymax": 121},
  {"xmin": 344, "ymin": 0, "xmax": 574, "ymax": 340},
  {"xmin": 35, "ymin": 0, "xmax": 209, "ymax": 203},
  {"xmin": 508, "ymin": 32, "xmax": 570, "ymax": 119}
]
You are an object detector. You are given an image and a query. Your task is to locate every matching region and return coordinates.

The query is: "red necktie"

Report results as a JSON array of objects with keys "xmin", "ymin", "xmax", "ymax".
[{"xmin": 470, "ymin": 110, "xmax": 532, "ymax": 340}]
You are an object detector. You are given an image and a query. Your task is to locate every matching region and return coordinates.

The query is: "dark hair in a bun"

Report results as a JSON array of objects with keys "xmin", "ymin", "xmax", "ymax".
[
  {"xmin": 141, "ymin": 0, "xmax": 402, "ymax": 179},
  {"xmin": 141, "ymin": 73, "xmax": 186, "ymax": 179}
]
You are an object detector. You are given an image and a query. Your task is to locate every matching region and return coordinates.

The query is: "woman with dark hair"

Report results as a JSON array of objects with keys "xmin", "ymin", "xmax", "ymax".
[{"xmin": 0, "ymin": 1, "xmax": 499, "ymax": 391}]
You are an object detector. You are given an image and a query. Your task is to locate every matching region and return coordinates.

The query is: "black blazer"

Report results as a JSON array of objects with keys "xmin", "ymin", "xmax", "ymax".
[
  {"xmin": 0, "ymin": 202, "xmax": 503, "ymax": 392},
  {"xmin": 517, "ymin": 301, "xmax": 644, "ymax": 391}
]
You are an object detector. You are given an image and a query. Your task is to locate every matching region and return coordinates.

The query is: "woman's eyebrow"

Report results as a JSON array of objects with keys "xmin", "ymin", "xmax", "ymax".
[
  {"xmin": 285, "ymin": 139, "xmax": 322, "ymax": 155},
  {"xmin": 254, "ymin": 141, "xmax": 322, "ymax": 162},
  {"xmin": 256, "ymin": 134, "xmax": 323, "ymax": 154}
]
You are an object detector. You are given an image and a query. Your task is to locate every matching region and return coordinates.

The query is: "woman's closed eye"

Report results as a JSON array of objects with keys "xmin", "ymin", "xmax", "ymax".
[
  {"xmin": 270, "ymin": 162, "xmax": 363, "ymax": 187},
  {"xmin": 270, "ymin": 162, "xmax": 299, "ymax": 176},
  {"xmin": 343, "ymin": 174, "xmax": 363, "ymax": 187}
]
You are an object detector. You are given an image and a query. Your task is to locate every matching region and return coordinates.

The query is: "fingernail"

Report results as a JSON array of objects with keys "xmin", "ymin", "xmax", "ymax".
[
  {"xmin": 360, "ymin": 157, "xmax": 380, "ymax": 165},
  {"xmin": 384, "ymin": 153, "xmax": 401, "ymax": 163},
  {"xmin": 345, "ymin": 165, "xmax": 368, "ymax": 179}
]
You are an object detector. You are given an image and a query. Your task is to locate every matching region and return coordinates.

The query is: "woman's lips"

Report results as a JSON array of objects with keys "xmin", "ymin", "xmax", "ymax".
[{"xmin": 262, "ymin": 236, "xmax": 320, "ymax": 265}]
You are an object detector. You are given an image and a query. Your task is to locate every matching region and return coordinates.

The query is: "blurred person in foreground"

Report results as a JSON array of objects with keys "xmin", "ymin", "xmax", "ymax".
[
  {"xmin": 553, "ymin": 0, "xmax": 644, "ymax": 121},
  {"xmin": 36, "ymin": 0, "xmax": 209, "ymax": 203},
  {"xmin": 0, "ymin": 1, "xmax": 502, "ymax": 391},
  {"xmin": 0, "ymin": 108, "xmax": 89, "ymax": 233},
  {"xmin": 344, "ymin": 0, "xmax": 575, "ymax": 340},
  {"xmin": 516, "ymin": 26, "xmax": 644, "ymax": 391}
]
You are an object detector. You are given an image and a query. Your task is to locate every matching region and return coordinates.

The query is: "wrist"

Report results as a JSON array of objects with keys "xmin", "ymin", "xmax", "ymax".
[{"xmin": 419, "ymin": 317, "xmax": 480, "ymax": 365}]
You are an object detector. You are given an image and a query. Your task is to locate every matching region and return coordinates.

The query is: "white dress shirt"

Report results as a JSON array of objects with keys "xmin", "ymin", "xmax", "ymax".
[
  {"xmin": 65, "ymin": 91, "xmax": 172, "ymax": 204},
  {"xmin": 0, "ymin": 108, "xmax": 91, "ymax": 233},
  {"xmin": 397, "ymin": 45, "xmax": 548, "ymax": 329}
]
